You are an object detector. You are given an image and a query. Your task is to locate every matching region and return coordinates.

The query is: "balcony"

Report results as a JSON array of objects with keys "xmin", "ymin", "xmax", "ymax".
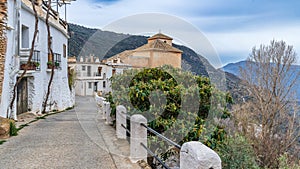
[
  {"xmin": 41, "ymin": 1, "xmax": 68, "ymax": 30},
  {"xmin": 76, "ymin": 71, "xmax": 103, "ymax": 80},
  {"xmin": 20, "ymin": 62, "xmax": 40, "ymax": 71},
  {"xmin": 47, "ymin": 53, "xmax": 61, "ymax": 70},
  {"xmin": 94, "ymin": 72, "xmax": 102, "ymax": 77},
  {"xmin": 19, "ymin": 49, "xmax": 41, "ymax": 71}
]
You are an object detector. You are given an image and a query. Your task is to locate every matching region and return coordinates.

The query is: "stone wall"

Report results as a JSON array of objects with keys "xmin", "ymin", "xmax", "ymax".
[
  {"xmin": 0, "ymin": 0, "xmax": 7, "ymax": 101},
  {"xmin": 151, "ymin": 51, "xmax": 181, "ymax": 68},
  {"xmin": 0, "ymin": 116, "xmax": 14, "ymax": 139}
]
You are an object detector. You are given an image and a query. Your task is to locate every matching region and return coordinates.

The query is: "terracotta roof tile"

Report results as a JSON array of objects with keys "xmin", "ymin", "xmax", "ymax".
[
  {"xmin": 104, "ymin": 34, "xmax": 182, "ymax": 62},
  {"xmin": 148, "ymin": 33, "xmax": 173, "ymax": 40},
  {"xmin": 134, "ymin": 40, "xmax": 182, "ymax": 53}
]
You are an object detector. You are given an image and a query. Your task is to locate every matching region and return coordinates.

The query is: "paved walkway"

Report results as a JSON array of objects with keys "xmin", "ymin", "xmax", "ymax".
[{"xmin": 0, "ymin": 96, "xmax": 140, "ymax": 169}]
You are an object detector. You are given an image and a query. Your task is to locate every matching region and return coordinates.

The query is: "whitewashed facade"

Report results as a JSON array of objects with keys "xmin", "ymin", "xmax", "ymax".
[
  {"xmin": 70, "ymin": 56, "xmax": 131, "ymax": 96},
  {"xmin": 0, "ymin": 0, "xmax": 74, "ymax": 119}
]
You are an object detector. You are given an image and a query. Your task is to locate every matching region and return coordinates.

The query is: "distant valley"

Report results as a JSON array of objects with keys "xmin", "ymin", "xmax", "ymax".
[{"xmin": 222, "ymin": 61, "xmax": 300, "ymax": 101}]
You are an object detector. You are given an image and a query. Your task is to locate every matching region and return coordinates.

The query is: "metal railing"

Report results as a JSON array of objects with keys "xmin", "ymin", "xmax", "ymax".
[
  {"xmin": 121, "ymin": 123, "xmax": 131, "ymax": 137},
  {"xmin": 116, "ymin": 111, "xmax": 179, "ymax": 168},
  {"xmin": 95, "ymin": 96, "xmax": 222, "ymax": 169},
  {"xmin": 140, "ymin": 143, "xmax": 171, "ymax": 169},
  {"xmin": 140, "ymin": 123, "xmax": 181, "ymax": 149},
  {"xmin": 19, "ymin": 50, "xmax": 41, "ymax": 71},
  {"xmin": 139, "ymin": 123, "xmax": 180, "ymax": 169}
]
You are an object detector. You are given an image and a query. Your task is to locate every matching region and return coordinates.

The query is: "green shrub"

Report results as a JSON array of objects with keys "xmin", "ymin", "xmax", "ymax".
[
  {"xmin": 278, "ymin": 153, "xmax": 300, "ymax": 169},
  {"xmin": 0, "ymin": 140, "xmax": 6, "ymax": 145},
  {"xmin": 35, "ymin": 116, "xmax": 46, "ymax": 120},
  {"xmin": 9, "ymin": 122, "xmax": 18, "ymax": 136},
  {"xmin": 105, "ymin": 92, "xmax": 116, "ymax": 127},
  {"xmin": 17, "ymin": 124, "xmax": 29, "ymax": 131},
  {"xmin": 68, "ymin": 68, "xmax": 76, "ymax": 91},
  {"xmin": 109, "ymin": 66, "xmax": 232, "ymax": 161},
  {"xmin": 217, "ymin": 134, "xmax": 259, "ymax": 169},
  {"xmin": 65, "ymin": 106, "xmax": 74, "ymax": 110}
]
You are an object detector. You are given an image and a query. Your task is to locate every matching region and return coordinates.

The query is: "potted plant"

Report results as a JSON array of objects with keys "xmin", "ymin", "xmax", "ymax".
[
  {"xmin": 33, "ymin": 62, "xmax": 40, "ymax": 70},
  {"xmin": 34, "ymin": 62, "xmax": 40, "ymax": 67},
  {"xmin": 55, "ymin": 62, "xmax": 60, "ymax": 67},
  {"xmin": 47, "ymin": 61, "xmax": 53, "ymax": 69},
  {"xmin": 23, "ymin": 62, "xmax": 36, "ymax": 70},
  {"xmin": 20, "ymin": 63, "xmax": 26, "ymax": 70}
]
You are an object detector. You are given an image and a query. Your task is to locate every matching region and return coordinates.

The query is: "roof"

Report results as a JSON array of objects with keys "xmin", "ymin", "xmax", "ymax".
[
  {"xmin": 135, "ymin": 39, "xmax": 182, "ymax": 53},
  {"xmin": 102, "ymin": 50, "xmax": 134, "ymax": 63},
  {"xmin": 148, "ymin": 33, "xmax": 173, "ymax": 41},
  {"xmin": 104, "ymin": 34, "xmax": 182, "ymax": 63}
]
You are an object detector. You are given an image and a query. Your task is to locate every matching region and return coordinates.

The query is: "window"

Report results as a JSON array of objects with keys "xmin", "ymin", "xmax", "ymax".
[
  {"xmin": 94, "ymin": 82, "xmax": 98, "ymax": 92},
  {"xmin": 53, "ymin": 53, "xmax": 61, "ymax": 67},
  {"xmin": 97, "ymin": 67, "xmax": 102, "ymax": 76},
  {"xmin": 82, "ymin": 66, "xmax": 86, "ymax": 71},
  {"xmin": 103, "ymin": 81, "xmax": 106, "ymax": 88},
  {"xmin": 112, "ymin": 69, "xmax": 116, "ymax": 75},
  {"xmin": 32, "ymin": 50, "xmax": 40, "ymax": 63},
  {"xmin": 88, "ymin": 82, "xmax": 92, "ymax": 89},
  {"xmin": 87, "ymin": 66, "xmax": 91, "ymax": 77},
  {"xmin": 21, "ymin": 25, "xmax": 29, "ymax": 48},
  {"xmin": 113, "ymin": 59, "xmax": 117, "ymax": 63},
  {"xmin": 47, "ymin": 53, "xmax": 60, "ymax": 69},
  {"xmin": 63, "ymin": 44, "xmax": 67, "ymax": 58},
  {"xmin": 32, "ymin": 50, "xmax": 40, "ymax": 70}
]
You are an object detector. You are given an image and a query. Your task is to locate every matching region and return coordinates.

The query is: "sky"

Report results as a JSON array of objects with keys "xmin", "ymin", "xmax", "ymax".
[{"xmin": 62, "ymin": 0, "xmax": 300, "ymax": 68}]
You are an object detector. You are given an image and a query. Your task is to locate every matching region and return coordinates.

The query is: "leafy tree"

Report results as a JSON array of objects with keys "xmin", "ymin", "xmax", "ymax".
[{"xmin": 109, "ymin": 65, "xmax": 232, "ymax": 166}]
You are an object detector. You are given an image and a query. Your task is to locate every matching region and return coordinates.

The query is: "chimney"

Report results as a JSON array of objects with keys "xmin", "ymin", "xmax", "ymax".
[
  {"xmin": 90, "ymin": 54, "xmax": 94, "ymax": 63},
  {"xmin": 79, "ymin": 56, "xmax": 84, "ymax": 62}
]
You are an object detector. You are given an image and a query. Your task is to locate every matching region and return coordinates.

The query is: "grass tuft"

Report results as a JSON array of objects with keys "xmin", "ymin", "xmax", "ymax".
[
  {"xmin": 35, "ymin": 116, "xmax": 46, "ymax": 120},
  {"xmin": 0, "ymin": 140, "xmax": 6, "ymax": 145},
  {"xmin": 9, "ymin": 122, "xmax": 18, "ymax": 136}
]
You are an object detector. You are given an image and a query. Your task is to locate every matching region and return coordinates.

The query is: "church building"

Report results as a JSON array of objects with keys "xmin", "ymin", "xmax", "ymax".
[{"xmin": 103, "ymin": 33, "xmax": 182, "ymax": 69}]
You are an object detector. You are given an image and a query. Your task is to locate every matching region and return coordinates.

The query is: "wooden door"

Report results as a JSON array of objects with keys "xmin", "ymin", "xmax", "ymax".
[{"xmin": 17, "ymin": 77, "xmax": 28, "ymax": 115}]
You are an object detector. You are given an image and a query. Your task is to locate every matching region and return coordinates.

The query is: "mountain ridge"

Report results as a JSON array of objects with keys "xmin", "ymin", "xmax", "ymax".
[
  {"xmin": 222, "ymin": 61, "xmax": 300, "ymax": 101},
  {"xmin": 68, "ymin": 23, "xmax": 247, "ymax": 102}
]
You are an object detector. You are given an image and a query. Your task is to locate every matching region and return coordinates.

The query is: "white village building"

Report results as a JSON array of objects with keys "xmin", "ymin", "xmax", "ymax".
[
  {"xmin": 0, "ymin": 0, "xmax": 74, "ymax": 119},
  {"xmin": 69, "ymin": 55, "xmax": 131, "ymax": 96}
]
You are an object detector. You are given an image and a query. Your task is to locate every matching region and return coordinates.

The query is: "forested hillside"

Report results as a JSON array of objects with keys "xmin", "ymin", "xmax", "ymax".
[{"xmin": 68, "ymin": 23, "xmax": 247, "ymax": 102}]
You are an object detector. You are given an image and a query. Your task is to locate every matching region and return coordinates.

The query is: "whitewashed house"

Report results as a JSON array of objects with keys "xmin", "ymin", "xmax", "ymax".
[
  {"xmin": 0, "ymin": 0, "xmax": 74, "ymax": 119},
  {"xmin": 69, "ymin": 56, "xmax": 131, "ymax": 96}
]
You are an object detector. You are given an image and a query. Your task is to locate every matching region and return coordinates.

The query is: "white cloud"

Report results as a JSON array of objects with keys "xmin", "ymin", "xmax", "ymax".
[
  {"xmin": 66, "ymin": 0, "xmax": 300, "ymax": 67},
  {"xmin": 207, "ymin": 22, "xmax": 300, "ymax": 66}
]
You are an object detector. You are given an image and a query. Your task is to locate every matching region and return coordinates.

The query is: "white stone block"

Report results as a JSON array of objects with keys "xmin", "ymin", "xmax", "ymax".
[
  {"xmin": 116, "ymin": 105, "xmax": 127, "ymax": 139},
  {"xmin": 105, "ymin": 102, "xmax": 112, "ymax": 125},
  {"xmin": 102, "ymin": 102, "xmax": 107, "ymax": 120},
  {"xmin": 130, "ymin": 114, "xmax": 147, "ymax": 163},
  {"xmin": 180, "ymin": 141, "xmax": 222, "ymax": 169}
]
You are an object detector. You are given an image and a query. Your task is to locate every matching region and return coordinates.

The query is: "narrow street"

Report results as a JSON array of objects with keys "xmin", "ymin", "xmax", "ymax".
[{"xmin": 0, "ymin": 96, "xmax": 139, "ymax": 169}]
